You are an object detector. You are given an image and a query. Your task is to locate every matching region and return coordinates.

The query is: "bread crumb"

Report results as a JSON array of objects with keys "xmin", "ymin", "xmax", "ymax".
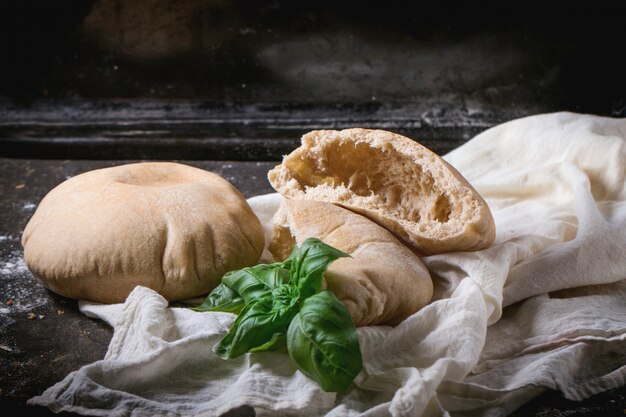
[
  {"xmin": 27, "ymin": 312, "xmax": 37, "ymax": 320},
  {"xmin": 57, "ymin": 309, "xmax": 65, "ymax": 315},
  {"xmin": 38, "ymin": 315, "xmax": 45, "ymax": 319},
  {"xmin": 5, "ymin": 300, "xmax": 13, "ymax": 306},
  {"xmin": 15, "ymin": 184, "xmax": 25, "ymax": 189}
]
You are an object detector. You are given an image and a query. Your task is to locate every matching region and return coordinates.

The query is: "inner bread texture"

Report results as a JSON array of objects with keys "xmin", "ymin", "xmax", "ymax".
[
  {"xmin": 268, "ymin": 128, "xmax": 496, "ymax": 255},
  {"xmin": 269, "ymin": 199, "xmax": 433, "ymax": 327}
]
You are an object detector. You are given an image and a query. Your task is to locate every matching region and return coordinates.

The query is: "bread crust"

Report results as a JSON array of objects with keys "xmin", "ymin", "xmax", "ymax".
[
  {"xmin": 270, "ymin": 199, "xmax": 433, "ymax": 326},
  {"xmin": 22, "ymin": 162, "xmax": 265, "ymax": 303},
  {"xmin": 268, "ymin": 128, "xmax": 496, "ymax": 255}
]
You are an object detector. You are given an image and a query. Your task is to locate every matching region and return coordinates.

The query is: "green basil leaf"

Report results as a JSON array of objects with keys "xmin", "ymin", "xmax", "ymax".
[
  {"xmin": 287, "ymin": 290, "xmax": 362, "ymax": 392},
  {"xmin": 192, "ymin": 283, "xmax": 244, "ymax": 313},
  {"xmin": 288, "ymin": 238, "xmax": 349, "ymax": 299},
  {"xmin": 222, "ymin": 263, "xmax": 290, "ymax": 305},
  {"xmin": 249, "ymin": 332, "xmax": 287, "ymax": 353},
  {"xmin": 214, "ymin": 284, "xmax": 300, "ymax": 359}
]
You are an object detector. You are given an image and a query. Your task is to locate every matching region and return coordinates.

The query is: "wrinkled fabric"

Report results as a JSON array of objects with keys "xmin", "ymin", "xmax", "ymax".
[{"xmin": 29, "ymin": 113, "xmax": 626, "ymax": 416}]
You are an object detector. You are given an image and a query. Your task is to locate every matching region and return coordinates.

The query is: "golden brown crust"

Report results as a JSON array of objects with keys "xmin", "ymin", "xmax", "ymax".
[
  {"xmin": 22, "ymin": 162, "xmax": 265, "ymax": 303},
  {"xmin": 268, "ymin": 128, "xmax": 496, "ymax": 255},
  {"xmin": 270, "ymin": 199, "xmax": 433, "ymax": 326}
]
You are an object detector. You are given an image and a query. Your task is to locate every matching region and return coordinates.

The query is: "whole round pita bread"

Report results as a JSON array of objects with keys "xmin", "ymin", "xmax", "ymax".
[
  {"xmin": 270, "ymin": 199, "xmax": 433, "ymax": 326},
  {"xmin": 268, "ymin": 128, "xmax": 495, "ymax": 255},
  {"xmin": 22, "ymin": 162, "xmax": 264, "ymax": 303}
]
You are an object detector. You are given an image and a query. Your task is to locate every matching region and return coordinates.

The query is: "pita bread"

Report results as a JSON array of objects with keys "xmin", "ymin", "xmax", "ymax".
[
  {"xmin": 270, "ymin": 199, "xmax": 433, "ymax": 326},
  {"xmin": 22, "ymin": 162, "xmax": 264, "ymax": 303},
  {"xmin": 268, "ymin": 128, "xmax": 495, "ymax": 255}
]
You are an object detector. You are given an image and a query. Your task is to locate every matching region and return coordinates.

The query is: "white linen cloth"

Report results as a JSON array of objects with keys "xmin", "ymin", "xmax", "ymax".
[{"xmin": 29, "ymin": 113, "xmax": 626, "ymax": 416}]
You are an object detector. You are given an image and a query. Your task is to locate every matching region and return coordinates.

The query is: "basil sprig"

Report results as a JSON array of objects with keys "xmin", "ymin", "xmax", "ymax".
[{"xmin": 194, "ymin": 238, "xmax": 362, "ymax": 392}]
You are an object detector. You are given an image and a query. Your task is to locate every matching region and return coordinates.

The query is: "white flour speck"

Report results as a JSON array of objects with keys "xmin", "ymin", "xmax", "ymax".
[
  {"xmin": 0, "ymin": 250, "xmax": 49, "ymax": 327},
  {"xmin": 0, "ymin": 257, "xmax": 28, "ymax": 276},
  {"xmin": 23, "ymin": 202, "xmax": 36, "ymax": 211}
]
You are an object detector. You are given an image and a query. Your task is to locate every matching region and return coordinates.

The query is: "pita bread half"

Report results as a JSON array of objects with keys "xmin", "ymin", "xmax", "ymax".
[
  {"xmin": 270, "ymin": 199, "xmax": 433, "ymax": 327},
  {"xmin": 268, "ymin": 128, "xmax": 495, "ymax": 255},
  {"xmin": 22, "ymin": 162, "xmax": 265, "ymax": 303}
]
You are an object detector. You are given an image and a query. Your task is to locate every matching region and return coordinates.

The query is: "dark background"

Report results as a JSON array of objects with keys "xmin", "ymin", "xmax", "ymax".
[
  {"xmin": 1, "ymin": 1, "xmax": 626, "ymax": 416},
  {"xmin": 1, "ymin": 1, "xmax": 625, "ymax": 159}
]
